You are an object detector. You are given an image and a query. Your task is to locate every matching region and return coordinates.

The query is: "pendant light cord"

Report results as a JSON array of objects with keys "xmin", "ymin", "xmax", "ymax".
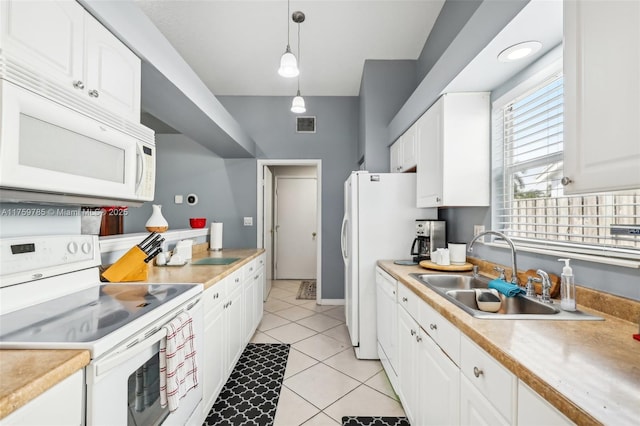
[
  {"xmin": 286, "ymin": 0, "xmax": 291, "ymax": 47},
  {"xmin": 297, "ymin": 22, "xmax": 301, "ymax": 92}
]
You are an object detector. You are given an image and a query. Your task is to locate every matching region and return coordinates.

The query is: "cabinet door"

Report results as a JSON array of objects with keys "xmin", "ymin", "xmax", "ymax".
[
  {"xmin": 253, "ymin": 268, "xmax": 264, "ymax": 332},
  {"xmin": 397, "ymin": 306, "xmax": 418, "ymax": 424},
  {"xmin": 460, "ymin": 375, "xmax": 510, "ymax": 426},
  {"xmin": 563, "ymin": 0, "xmax": 640, "ymax": 193},
  {"xmin": 416, "ymin": 97, "xmax": 443, "ymax": 207},
  {"xmin": 243, "ymin": 275, "xmax": 255, "ymax": 344},
  {"xmin": 2, "ymin": 370, "xmax": 83, "ymax": 426},
  {"xmin": 417, "ymin": 331, "xmax": 460, "ymax": 426},
  {"xmin": 518, "ymin": 381, "xmax": 574, "ymax": 426},
  {"xmin": 203, "ymin": 292, "xmax": 226, "ymax": 414},
  {"xmin": 226, "ymin": 284, "xmax": 244, "ymax": 374},
  {"xmin": 390, "ymin": 138, "xmax": 403, "ymax": 172},
  {"xmin": 402, "ymin": 124, "xmax": 417, "ymax": 171},
  {"xmin": 84, "ymin": 12, "xmax": 141, "ymax": 122},
  {"xmin": 0, "ymin": 0, "xmax": 84, "ymax": 90}
]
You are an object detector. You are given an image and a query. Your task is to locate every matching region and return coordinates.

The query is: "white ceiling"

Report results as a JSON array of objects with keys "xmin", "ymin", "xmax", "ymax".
[{"xmin": 134, "ymin": 0, "xmax": 445, "ymax": 97}]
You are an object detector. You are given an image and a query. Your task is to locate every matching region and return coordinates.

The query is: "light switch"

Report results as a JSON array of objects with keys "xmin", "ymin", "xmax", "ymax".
[
  {"xmin": 175, "ymin": 195, "xmax": 183, "ymax": 204},
  {"xmin": 243, "ymin": 217, "xmax": 253, "ymax": 226}
]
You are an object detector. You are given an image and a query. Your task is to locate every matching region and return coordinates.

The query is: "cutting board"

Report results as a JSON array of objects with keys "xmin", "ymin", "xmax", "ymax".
[{"xmin": 419, "ymin": 260, "xmax": 474, "ymax": 272}]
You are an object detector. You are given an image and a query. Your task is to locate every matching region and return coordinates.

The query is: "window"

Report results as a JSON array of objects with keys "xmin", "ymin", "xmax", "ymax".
[{"xmin": 493, "ymin": 74, "xmax": 640, "ymax": 259}]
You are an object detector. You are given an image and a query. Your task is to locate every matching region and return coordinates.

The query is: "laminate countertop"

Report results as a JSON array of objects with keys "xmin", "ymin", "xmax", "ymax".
[
  {"xmin": 0, "ymin": 247, "xmax": 263, "ymax": 420},
  {"xmin": 378, "ymin": 260, "xmax": 640, "ymax": 426}
]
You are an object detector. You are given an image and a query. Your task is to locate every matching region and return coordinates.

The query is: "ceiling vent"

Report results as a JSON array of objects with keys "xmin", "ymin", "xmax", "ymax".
[{"xmin": 296, "ymin": 116, "xmax": 316, "ymax": 133}]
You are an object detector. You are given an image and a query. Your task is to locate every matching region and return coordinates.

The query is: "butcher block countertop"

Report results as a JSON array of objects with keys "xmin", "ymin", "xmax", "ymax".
[
  {"xmin": 378, "ymin": 260, "xmax": 640, "ymax": 426},
  {"xmin": 0, "ymin": 246, "xmax": 263, "ymax": 420}
]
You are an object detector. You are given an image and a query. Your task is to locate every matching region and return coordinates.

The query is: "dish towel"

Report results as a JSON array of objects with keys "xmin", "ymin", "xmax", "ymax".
[
  {"xmin": 159, "ymin": 311, "xmax": 199, "ymax": 412},
  {"xmin": 488, "ymin": 279, "xmax": 525, "ymax": 297}
]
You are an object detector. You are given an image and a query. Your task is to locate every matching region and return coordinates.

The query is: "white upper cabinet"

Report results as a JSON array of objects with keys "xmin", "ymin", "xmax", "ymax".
[
  {"xmin": 416, "ymin": 93, "xmax": 490, "ymax": 207},
  {"xmin": 390, "ymin": 123, "xmax": 417, "ymax": 173},
  {"xmin": 84, "ymin": 12, "xmax": 141, "ymax": 121},
  {"xmin": 0, "ymin": 0, "xmax": 141, "ymax": 123},
  {"xmin": 563, "ymin": 0, "xmax": 640, "ymax": 194}
]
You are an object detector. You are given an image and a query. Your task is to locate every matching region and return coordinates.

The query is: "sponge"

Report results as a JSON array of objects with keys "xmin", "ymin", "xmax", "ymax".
[{"xmin": 488, "ymin": 279, "xmax": 525, "ymax": 297}]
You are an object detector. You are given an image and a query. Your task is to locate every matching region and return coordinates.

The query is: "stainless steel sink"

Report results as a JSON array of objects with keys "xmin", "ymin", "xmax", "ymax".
[
  {"xmin": 413, "ymin": 274, "xmax": 490, "ymax": 290},
  {"xmin": 409, "ymin": 273, "xmax": 603, "ymax": 321}
]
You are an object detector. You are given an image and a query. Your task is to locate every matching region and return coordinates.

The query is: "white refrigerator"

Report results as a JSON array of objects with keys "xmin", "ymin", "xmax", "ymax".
[{"xmin": 341, "ymin": 171, "xmax": 436, "ymax": 359}]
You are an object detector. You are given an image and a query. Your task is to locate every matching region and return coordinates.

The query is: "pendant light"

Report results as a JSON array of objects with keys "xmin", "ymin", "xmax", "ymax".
[
  {"xmin": 291, "ymin": 11, "xmax": 306, "ymax": 113},
  {"xmin": 278, "ymin": 0, "xmax": 299, "ymax": 77}
]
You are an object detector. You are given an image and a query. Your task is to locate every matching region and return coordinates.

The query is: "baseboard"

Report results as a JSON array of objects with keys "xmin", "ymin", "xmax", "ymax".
[{"xmin": 319, "ymin": 298, "xmax": 345, "ymax": 305}]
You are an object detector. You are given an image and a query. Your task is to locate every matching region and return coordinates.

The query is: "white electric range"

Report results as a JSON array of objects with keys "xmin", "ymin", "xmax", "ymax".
[{"xmin": 0, "ymin": 234, "xmax": 204, "ymax": 426}]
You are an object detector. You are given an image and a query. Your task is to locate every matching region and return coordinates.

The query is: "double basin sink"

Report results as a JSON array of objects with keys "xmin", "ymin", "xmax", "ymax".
[{"xmin": 410, "ymin": 273, "xmax": 602, "ymax": 320}]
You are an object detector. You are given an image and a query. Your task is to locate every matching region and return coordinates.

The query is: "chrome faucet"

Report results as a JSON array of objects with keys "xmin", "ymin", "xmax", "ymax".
[
  {"xmin": 536, "ymin": 269, "xmax": 552, "ymax": 303},
  {"xmin": 469, "ymin": 230, "xmax": 520, "ymax": 285}
]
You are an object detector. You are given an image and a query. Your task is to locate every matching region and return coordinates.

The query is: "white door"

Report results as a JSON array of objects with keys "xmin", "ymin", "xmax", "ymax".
[{"xmin": 274, "ymin": 177, "xmax": 317, "ymax": 279}]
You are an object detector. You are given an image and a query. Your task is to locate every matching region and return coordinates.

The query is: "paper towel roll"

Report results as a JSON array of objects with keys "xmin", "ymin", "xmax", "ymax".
[{"xmin": 210, "ymin": 222, "xmax": 223, "ymax": 251}]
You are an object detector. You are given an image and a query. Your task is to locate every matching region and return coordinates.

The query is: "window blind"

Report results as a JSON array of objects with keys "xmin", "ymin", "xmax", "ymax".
[{"xmin": 492, "ymin": 75, "xmax": 640, "ymax": 258}]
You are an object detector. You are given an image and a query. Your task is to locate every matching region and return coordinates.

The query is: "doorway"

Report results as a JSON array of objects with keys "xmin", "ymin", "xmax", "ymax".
[{"xmin": 257, "ymin": 160, "xmax": 322, "ymax": 304}]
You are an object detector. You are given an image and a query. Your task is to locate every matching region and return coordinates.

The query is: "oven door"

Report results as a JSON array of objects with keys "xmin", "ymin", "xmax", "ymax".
[{"xmin": 85, "ymin": 299, "xmax": 203, "ymax": 426}]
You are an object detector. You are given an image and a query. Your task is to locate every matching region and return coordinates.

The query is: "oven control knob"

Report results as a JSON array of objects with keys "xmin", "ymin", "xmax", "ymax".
[
  {"xmin": 67, "ymin": 242, "xmax": 79, "ymax": 254},
  {"xmin": 81, "ymin": 243, "xmax": 92, "ymax": 254}
]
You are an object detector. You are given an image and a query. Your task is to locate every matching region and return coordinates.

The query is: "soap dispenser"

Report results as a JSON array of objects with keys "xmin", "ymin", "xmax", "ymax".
[{"xmin": 558, "ymin": 259, "xmax": 576, "ymax": 311}]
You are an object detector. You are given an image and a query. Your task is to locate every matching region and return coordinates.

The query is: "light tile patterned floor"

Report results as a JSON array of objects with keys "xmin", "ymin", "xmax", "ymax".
[{"xmin": 250, "ymin": 280, "xmax": 405, "ymax": 426}]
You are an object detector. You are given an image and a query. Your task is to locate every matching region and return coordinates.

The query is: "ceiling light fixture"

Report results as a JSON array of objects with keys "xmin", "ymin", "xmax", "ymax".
[
  {"xmin": 497, "ymin": 41, "xmax": 542, "ymax": 63},
  {"xmin": 278, "ymin": 0, "xmax": 299, "ymax": 78},
  {"xmin": 291, "ymin": 11, "xmax": 306, "ymax": 113}
]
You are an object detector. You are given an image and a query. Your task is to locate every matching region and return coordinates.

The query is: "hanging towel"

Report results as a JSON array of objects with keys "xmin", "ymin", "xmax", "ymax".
[
  {"xmin": 159, "ymin": 311, "xmax": 199, "ymax": 412},
  {"xmin": 488, "ymin": 279, "xmax": 525, "ymax": 297}
]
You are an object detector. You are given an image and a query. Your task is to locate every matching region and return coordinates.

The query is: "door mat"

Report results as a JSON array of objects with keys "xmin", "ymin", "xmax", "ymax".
[
  {"xmin": 296, "ymin": 280, "xmax": 316, "ymax": 300},
  {"xmin": 342, "ymin": 417, "xmax": 411, "ymax": 426},
  {"xmin": 204, "ymin": 343, "xmax": 290, "ymax": 426}
]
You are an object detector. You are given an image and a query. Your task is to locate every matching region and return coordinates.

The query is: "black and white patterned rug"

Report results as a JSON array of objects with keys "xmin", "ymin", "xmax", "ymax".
[
  {"xmin": 342, "ymin": 417, "xmax": 411, "ymax": 426},
  {"xmin": 204, "ymin": 343, "xmax": 290, "ymax": 426}
]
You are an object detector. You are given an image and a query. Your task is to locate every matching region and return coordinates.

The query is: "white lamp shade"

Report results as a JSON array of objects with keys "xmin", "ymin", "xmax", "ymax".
[
  {"xmin": 278, "ymin": 50, "xmax": 299, "ymax": 77},
  {"xmin": 291, "ymin": 95, "xmax": 306, "ymax": 113}
]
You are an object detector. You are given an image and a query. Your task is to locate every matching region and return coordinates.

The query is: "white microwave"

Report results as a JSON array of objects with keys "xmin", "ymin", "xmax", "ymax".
[{"xmin": 0, "ymin": 80, "xmax": 155, "ymax": 206}]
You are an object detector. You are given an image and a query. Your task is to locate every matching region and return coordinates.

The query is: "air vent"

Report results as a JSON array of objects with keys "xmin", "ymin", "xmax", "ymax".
[{"xmin": 296, "ymin": 116, "xmax": 316, "ymax": 133}]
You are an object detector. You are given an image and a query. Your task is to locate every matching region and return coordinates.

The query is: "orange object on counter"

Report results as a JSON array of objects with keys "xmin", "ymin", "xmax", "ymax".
[{"xmin": 101, "ymin": 246, "xmax": 148, "ymax": 282}]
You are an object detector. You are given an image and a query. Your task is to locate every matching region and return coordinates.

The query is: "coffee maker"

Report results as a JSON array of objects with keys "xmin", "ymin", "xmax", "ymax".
[{"xmin": 411, "ymin": 220, "xmax": 446, "ymax": 262}]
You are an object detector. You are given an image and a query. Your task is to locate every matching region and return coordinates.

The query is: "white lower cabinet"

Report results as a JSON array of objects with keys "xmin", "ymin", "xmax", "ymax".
[
  {"xmin": 202, "ymin": 277, "xmax": 228, "ymax": 414},
  {"xmin": 2, "ymin": 369, "xmax": 83, "ymax": 425},
  {"xmin": 518, "ymin": 382, "xmax": 574, "ymax": 426},
  {"xmin": 381, "ymin": 277, "xmax": 575, "ymax": 426},
  {"xmin": 396, "ymin": 284, "xmax": 460, "ymax": 426},
  {"xmin": 200, "ymin": 255, "xmax": 265, "ymax": 420},
  {"xmin": 375, "ymin": 267, "xmax": 398, "ymax": 387}
]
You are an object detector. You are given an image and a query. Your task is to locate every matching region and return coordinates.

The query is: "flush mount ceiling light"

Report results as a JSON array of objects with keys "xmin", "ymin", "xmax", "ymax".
[
  {"xmin": 278, "ymin": 0, "xmax": 299, "ymax": 77},
  {"xmin": 290, "ymin": 11, "xmax": 306, "ymax": 113},
  {"xmin": 497, "ymin": 41, "xmax": 542, "ymax": 63}
]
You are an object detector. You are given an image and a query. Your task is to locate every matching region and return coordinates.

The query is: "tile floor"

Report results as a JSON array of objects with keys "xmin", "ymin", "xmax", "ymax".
[{"xmin": 250, "ymin": 280, "xmax": 406, "ymax": 426}]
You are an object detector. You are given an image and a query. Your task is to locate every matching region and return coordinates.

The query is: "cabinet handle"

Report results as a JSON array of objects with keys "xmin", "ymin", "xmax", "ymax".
[
  {"xmin": 73, "ymin": 80, "xmax": 85, "ymax": 90},
  {"xmin": 436, "ymin": 197, "xmax": 441, "ymax": 203},
  {"xmin": 88, "ymin": 89, "xmax": 99, "ymax": 98},
  {"xmin": 392, "ymin": 291, "xmax": 396, "ymax": 295},
  {"xmin": 402, "ymin": 297, "xmax": 408, "ymax": 302},
  {"xmin": 429, "ymin": 323, "xmax": 437, "ymax": 331},
  {"xmin": 561, "ymin": 177, "xmax": 573, "ymax": 186},
  {"xmin": 235, "ymin": 278, "xmax": 240, "ymax": 283},
  {"xmin": 473, "ymin": 366, "xmax": 484, "ymax": 378},
  {"xmin": 416, "ymin": 335, "xmax": 422, "ymax": 342},
  {"xmin": 254, "ymin": 275, "xmax": 259, "ymax": 280},
  {"xmin": 410, "ymin": 329, "xmax": 416, "ymax": 336}
]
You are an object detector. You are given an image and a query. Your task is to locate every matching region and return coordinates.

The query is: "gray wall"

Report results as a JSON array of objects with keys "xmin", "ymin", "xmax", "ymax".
[
  {"xmin": 126, "ymin": 97, "xmax": 359, "ymax": 300},
  {"xmin": 123, "ymin": 134, "xmax": 257, "ymax": 249},
  {"xmin": 359, "ymin": 60, "xmax": 417, "ymax": 172}
]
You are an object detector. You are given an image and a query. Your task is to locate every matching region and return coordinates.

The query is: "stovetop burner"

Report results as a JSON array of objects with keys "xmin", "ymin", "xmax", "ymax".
[{"xmin": 0, "ymin": 284, "xmax": 192, "ymax": 344}]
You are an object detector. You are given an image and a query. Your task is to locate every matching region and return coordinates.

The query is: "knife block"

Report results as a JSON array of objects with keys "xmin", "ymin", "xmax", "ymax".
[{"xmin": 102, "ymin": 246, "xmax": 149, "ymax": 282}]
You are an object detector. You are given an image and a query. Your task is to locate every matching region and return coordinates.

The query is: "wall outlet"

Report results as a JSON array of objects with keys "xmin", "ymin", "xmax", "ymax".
[
  {"xmin": 243, "ymin": 217, "xmax": 253, "ymax": 226},
  {"xmin": 474, "ymin": 225, "xmax": 485, "ymax": 242}
]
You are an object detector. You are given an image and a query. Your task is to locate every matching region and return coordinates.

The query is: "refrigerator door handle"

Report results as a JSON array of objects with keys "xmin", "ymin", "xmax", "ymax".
[{"xmin": 340, "ymin": 215, "xmax": 348, "ymax": 261}]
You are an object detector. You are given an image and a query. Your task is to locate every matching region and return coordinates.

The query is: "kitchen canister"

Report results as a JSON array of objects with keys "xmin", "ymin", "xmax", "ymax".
[
  {"xmin": 448, "ymin": 242, "xmax": 467, "ymax": 265},
  {"xmin": 145, "ymin": 204, "xmax": 169, "ymax": 232},
  {"xmin": 210, "ymin": 222, "xmax": 223, "ymax": 251}
]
